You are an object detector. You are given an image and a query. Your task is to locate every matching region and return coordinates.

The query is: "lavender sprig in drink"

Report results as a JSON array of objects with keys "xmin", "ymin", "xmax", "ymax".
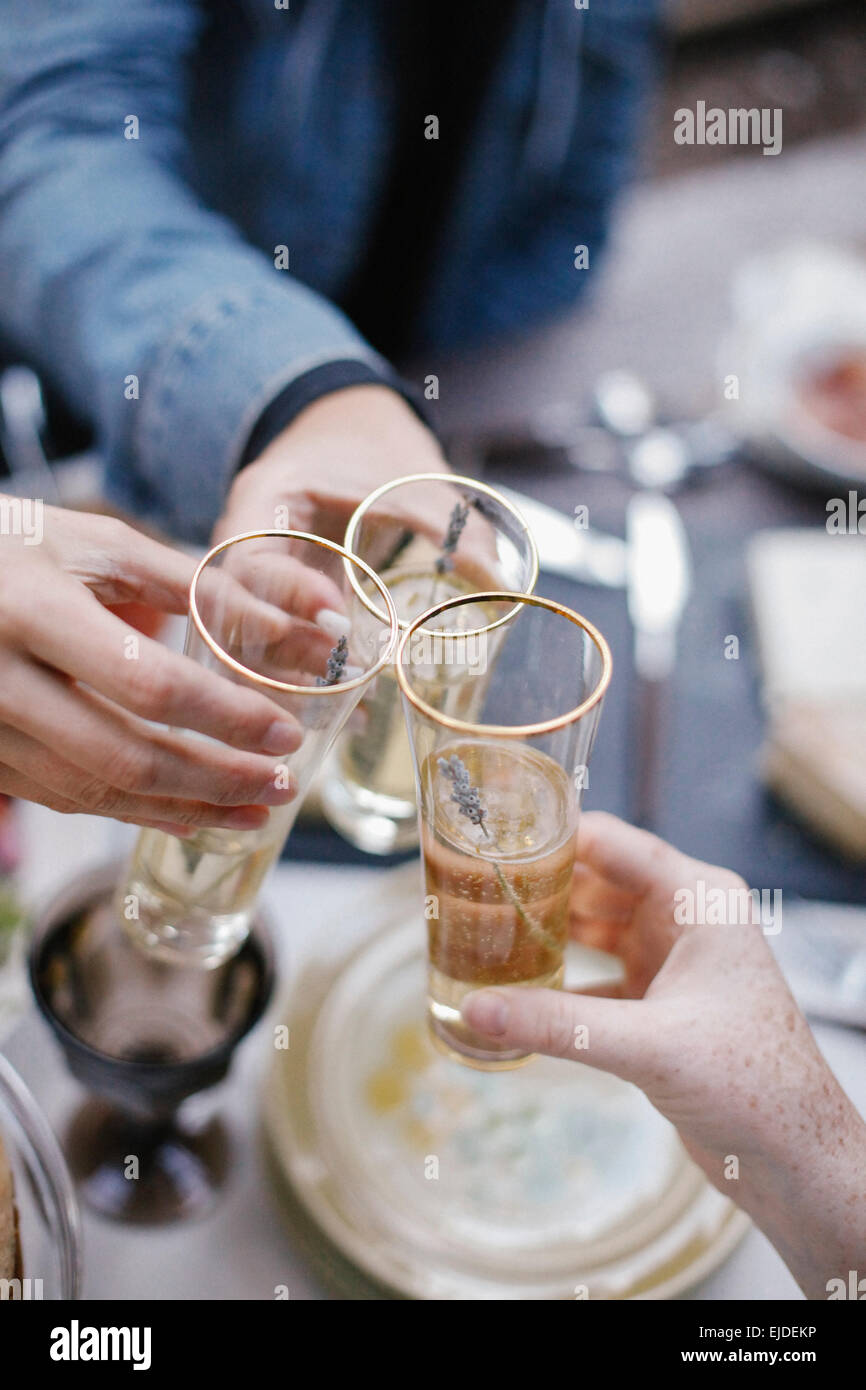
[
  {"xmin": 316, "ymin": 635, "xmax": 349, "ymax": 686},
  {"xmin": 434, "ymin": 503, "xmax": 470, "ymax": 575},
  {"xmin": 423, "ymin": 742, "xmax": 577, "ymax": 1067}
]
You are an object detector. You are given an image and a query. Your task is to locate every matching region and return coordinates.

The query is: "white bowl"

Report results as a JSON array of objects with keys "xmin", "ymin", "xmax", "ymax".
[{"xmin": 727, "ymin": 243, "xmax": 866, "ymax": 489}]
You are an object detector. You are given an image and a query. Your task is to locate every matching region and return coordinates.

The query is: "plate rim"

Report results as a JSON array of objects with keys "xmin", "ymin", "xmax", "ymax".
[{"xmin": 263, "ymin": 919, "xmax": 751, "ymax": 1300}]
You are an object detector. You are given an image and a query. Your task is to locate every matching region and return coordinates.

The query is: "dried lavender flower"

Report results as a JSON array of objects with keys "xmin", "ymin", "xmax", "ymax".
[
  {"xmin": 316, "ymin": 634, "xmax": 349, "ymax": 686},
  {"xmin": 438, "ymin": 753, "xmax": 488, "ymax": 833},
  {"xmin": 435, "ymin": 501, "xmax": 469, "ymax": 574},
  {"xmin": 437, "ymin": 752, "xmax": 551, "ymax": 946}
]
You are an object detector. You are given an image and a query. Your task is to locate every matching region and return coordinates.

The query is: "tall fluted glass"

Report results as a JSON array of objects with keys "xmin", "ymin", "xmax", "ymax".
[
  {"xmin": 396, "ymin": 592, "xmax": 612, "ymax": 1070},
  {"xmin": 118, "ymin": 530, "xmax": 398, "ymax": 968},
  {"xmin": 322, "ymin": 473, "xmax": 538, "ymax": 854}
]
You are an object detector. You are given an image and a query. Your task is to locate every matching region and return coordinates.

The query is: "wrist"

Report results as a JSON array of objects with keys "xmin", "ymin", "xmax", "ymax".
[
  {"xmin": 269, "ymin": 382, "xmax": 442, "ymax": 451},
  {"xmin": 249, "ymin": 383, "xmax": 447, "ymax": 488},
  {"xmin": 730, "ymin": 1066, "xmax": 866, "ymax": 1299},
  {"xmin": 239, "ymin": 361, "xmax": 439, "ymax": 470}
]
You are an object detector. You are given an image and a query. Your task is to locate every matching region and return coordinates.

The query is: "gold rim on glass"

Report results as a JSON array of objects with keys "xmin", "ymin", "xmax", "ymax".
[
  {"xmin": 343, "ymin": 472, "xmax": 540, "ymax": 639},
  {"xmin": 395, "ymin": 590, "xmax": 613, "ymax": 738},
  {"xmin": 189, "ymin": 529, "xmax": 399, "ymax": 696}
]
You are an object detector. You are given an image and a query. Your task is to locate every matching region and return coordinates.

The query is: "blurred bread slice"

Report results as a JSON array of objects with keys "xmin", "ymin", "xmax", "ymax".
[
  {"xmin": 763, "ymin": 702, "xmax": 866, "ymax": 860},
  {"xmin": 748, "ymin": 529, "xmax": 866, "ymax": 859},
  {"xmin": 0, "ymin": 1132, "xmax": 18, "ymax": 1281},
  {"xmin": 747, "ymin": 529, "xmax": 866, "ymax": 705}
]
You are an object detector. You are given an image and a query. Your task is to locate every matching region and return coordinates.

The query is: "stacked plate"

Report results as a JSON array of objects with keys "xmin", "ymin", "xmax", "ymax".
[{"xmin": 264, "ymin": 921, "xmax": 749, "ymax": 1300}]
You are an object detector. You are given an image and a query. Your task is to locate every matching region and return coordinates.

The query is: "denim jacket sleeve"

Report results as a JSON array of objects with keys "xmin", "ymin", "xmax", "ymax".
[{"xmin": 0, "ymin": 0, "xmax": 387, "ymax": 541}]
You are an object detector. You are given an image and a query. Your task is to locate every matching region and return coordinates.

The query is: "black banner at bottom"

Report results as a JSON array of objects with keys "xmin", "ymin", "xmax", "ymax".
[{"xmin": 0, "ymin": 1296, "xmax": 861, "ymax": 1375}]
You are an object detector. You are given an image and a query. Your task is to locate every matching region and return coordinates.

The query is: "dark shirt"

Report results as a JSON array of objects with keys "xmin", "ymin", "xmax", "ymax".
[
  {"xmin": 243, "ymin": 1, "xmax": 520, "ymax": 463},
  {"xmin": 343, "ymin": 1, "xmax": 520, "ymax": 360}
]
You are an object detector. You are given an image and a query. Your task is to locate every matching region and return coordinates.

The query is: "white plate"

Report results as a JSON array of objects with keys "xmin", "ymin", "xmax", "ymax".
[{"xmin": 264, "ymin": 921, "xmax": 749, "ymax": 1300}]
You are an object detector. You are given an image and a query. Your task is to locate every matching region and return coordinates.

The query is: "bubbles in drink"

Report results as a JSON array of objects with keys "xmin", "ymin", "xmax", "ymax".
[{"xmin": 422, "ymin": 739, "xmax": 577, "ymax": 1067}]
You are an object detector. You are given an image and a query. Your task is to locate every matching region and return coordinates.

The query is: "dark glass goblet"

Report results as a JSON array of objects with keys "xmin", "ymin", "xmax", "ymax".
[{"xmin": 29, "ymin": 863, "xmax": 274, "ymax": 1225}]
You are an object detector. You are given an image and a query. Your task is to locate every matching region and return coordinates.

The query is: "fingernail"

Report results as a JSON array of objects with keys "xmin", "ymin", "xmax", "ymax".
[
  {"xmin": 316, "ymin": 607, "xmax": 351, "ymax": 640},
  {"xmin": 462, "ymin": 990, "xmax": 508, "ymax": 1036},
  {"xmin": 260, "ymin": 778, "xmax": 297, "ymax": 805},
  {"xmin": 261, "ymin": 719, "xmax": 300, "ymax": 754}
]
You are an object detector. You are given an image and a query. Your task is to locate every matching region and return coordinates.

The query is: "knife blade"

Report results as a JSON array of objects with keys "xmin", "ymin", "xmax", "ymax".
[
  {"xmin": 626, "ymin": 491, "xmax": 692, "ymax": 826},
  {"xmin": 495, "ymin": 485, "xmax": 628, "ymax": 589},
  {"xmin": 626, "ymin": 491, "xmax": 691, "ymax": 682}
]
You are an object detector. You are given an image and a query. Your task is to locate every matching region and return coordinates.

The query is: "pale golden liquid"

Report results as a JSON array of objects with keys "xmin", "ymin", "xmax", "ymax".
[
  {"xmin": 337, "ymin": 567, "xmax": 495, "ymax": 810},
  {"xmin": 338, "ymin": 664, "xmax": 416, "ymax": 806},
  {"xmin": 121, "ymin": 805, "xmax": 297, "ymax": 967},
  {"xmin": 421, "ymin": 739, "xmax": 576, "ymax": 1066}
]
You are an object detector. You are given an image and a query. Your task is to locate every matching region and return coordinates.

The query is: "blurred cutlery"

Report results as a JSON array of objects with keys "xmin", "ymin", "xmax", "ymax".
[
  {"xmin": 495, "ymin": 485, "xmax": 628, "ymax": 589},
  {"xmin": 0, "ymin": 365, "xmax": 62, "ymax": 502},
  {"xmin": 627, "ymin": 491, "xmax": 692, "ymax": 826}
]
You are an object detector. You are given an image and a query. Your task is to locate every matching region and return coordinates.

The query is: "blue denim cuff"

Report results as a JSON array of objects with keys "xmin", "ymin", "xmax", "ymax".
[
  {"xmin": 237, "ymin": 358, "xmax": 436, "ymax": 468},
  {"xmin": 128, "ymin": 284, "xmax": 388, "ymax": 542}
]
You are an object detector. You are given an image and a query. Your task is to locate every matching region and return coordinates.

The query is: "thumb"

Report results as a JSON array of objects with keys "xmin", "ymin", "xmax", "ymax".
[{"xmin": 461, "ymin": 987, "xmax": 654, "ymax": 1086}]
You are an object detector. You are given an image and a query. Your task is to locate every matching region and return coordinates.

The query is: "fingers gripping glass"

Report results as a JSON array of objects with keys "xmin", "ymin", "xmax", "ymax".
[{"xmin": 118, "ymin": 530, "xmax": 399, "ymax": 969}]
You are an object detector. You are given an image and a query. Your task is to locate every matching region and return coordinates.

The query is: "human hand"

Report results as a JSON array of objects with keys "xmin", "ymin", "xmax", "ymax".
[
  {"xmin": 0, "ymin": 503, "xmax": 305, "ymax": 835},
  {"xmin": 215, "ymin": 386, "xmax": 520, "ymax": 618},
  {"xmin": 215, "ymin": 384, "xmax": 448, "ymax": 544},
  {"xmin": 462, "ymin": 812, "xmax": 866, "ymax": 1298}
]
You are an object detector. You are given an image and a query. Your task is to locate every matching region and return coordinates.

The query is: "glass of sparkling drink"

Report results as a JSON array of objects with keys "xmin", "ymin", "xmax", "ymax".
[
  {"xmin": 118, "ymin": 530, "xmax": 398, "ymax": 969},
  {"xmin": 396, "ymin": 592, "xmax": 611, "ymax": 1070},
  {"xmin": 320, "ymin": 473, "xmax": 538, "ymax": 855}
]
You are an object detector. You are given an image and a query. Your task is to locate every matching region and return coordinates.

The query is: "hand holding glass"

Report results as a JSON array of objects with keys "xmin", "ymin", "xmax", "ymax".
[{"xmin": 119, "ymin": 530, "xmax": 398, "ymax": 968}]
